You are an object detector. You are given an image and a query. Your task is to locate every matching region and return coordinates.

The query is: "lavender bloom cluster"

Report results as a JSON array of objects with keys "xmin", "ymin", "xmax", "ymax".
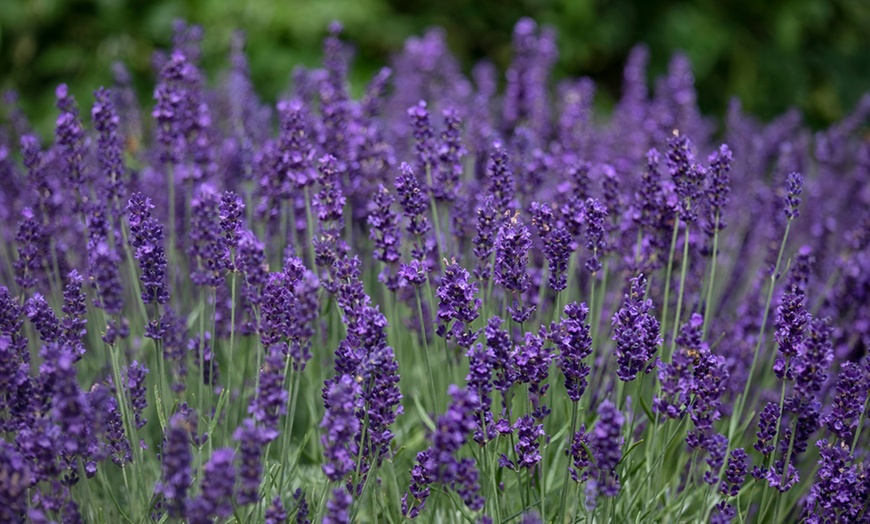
[{"xmin": 0, "ymin": 16, "xmax": 869, "ymax": 524}]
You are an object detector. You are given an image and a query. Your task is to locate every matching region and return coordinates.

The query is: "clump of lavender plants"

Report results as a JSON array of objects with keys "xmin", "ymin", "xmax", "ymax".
[{"xmin": 0, "ymin": 17, "xmax": 868, "ymax": 524}]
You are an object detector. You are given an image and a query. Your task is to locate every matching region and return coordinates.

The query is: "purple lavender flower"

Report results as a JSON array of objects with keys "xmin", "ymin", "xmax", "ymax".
[
  {"xmin": 233, "ymin": 419, "xmax": 267, "ymax": 506},
  {"xmin": 321, "ymin": 374, "xmax": 362, "ymax": 482},
  {"xmin": 275, "ymin": 98, "xmax": 318, "ymax": 189},
  {"xmin": 14, "ymin": 207, "xmax": 46, "ymax": 292},
  {"xmin": 398, "ymin": 260, "xmax": 428, "ymax": 288},
  {"xmin": 157, "ymin": 414, "xmax": 193, "ymax": 517},
  {"xmin": 189, "ymin": 184, "xmax": 229, "ymax": 287},
  {"xmin": 60, "ymin": 270, "xmax": 87, "ymax": 359},
  {"xmin": 531, "ymin": 202, "xmax": 572, "ymax": 292},
  {"xmin": 686, "ymin": 331, "xmax": 728, "ymax": 449},
  {"xmin": 472, "ymin": 195, "xmax": 500, "ymax": 281},
  {"xmin": 103, "ymin": 396, "xmax": 131, "ymax": 467},
  {"xmin": 513, "ymin": 415, "xmax": 545, "ymax": 469},
  {"xmin": 219, "ymin": 191, "xmax": 245, "ymax": 251},
  {"xmin": 752, "ymin": 402, "xmax": 780, "ymax": 478},
  {"xmin": 719, "ymin": 448, "xmax": 748, "ymax": 497},
  {"xmin": 494, "ymin": 212, "xmax": 532, "ymax": 295},
  {"xmin": 592, "ymin": 400, "xmax": 624, "ymax": 498},
  {"xmin": 395, "ymin": 162, "xmax": 431, "ymax": 260},
  {"xmin": 773, "ymin": 279, "xmax": 810, "ymax": 380},
  {"xmin": 248, "ymin": 352, "xmax": 288, "ymax": 440},
  {"xmin": 312, "ymin": 154, "xmax": 349, "ymax": 273},
  {"xmin": 434, "ymin": 108, "xmax": 465, "ymax": 201},
  {"xmin": 323, "ymin": 488, "xmax": 352, "ymax": 524},
  {"xmin": 567, "ymin": 425, "xmax": 593, "ymax": 482},
  {"xmin": 91, "ymin": 87, "xmax": 126, "ymax": 218},
  {"xmin": 293, "ymin": 488, "xmax": 310, "ymax": 524},
  {"xmin": 466, "ymin": 343, "xmax": 495, "ymax": 443},
  {"xmin": 25, "ymin": 294, "xmax": 60, "ymax": 345},
  {"xmin": 583, "ymin": 197, "xmax": 608, "ymax": 274},
  {"xmin": 0, "ymin": 441, "xmax": 32, "ymax": 522},
  {"xmin": 802, "ymin": 440, "xmax": 863, "ymax": 521},
  {"xmin": 485, "ymin": 143, "xmax": 516, "ymax": 216},
  {"xmin": 612, "ymin": 274, "xmax": 661, "ymax": 382},
  {"xmin": 403, "ymin": 386, "xmax": 482, "ymax": 518},
  {"xmin": 436, "ymin": 259, "xmax": 482, "ymax": 348},
  {"xmin": 266, "ymin": 496, "xmax": 288, "ymax": 524},
  {"xmin": 711, "ymin": 502, "xmax": 736, "ymax": 524},
  {"xmin": 512, "ymin": 332, "xmax": 552, "ymax": 419},
  {"xmin": 408, "ymin": 100, "xmax": 437, "ymax": 178},
  {"xmin": 703, "ymin": 433, "xmax": 728, "ymax": 485},
  {"xmin": 55, "ymin": 84, "xmax": 88, "ymax": 210},
  {"xmin": 368, "ymin": 185, "xmax": 402, "ymax": 266},
  {"xmin": 187, "ymin": 449, "xmax": 235, "ymax": 523},
  {"xmin": 666, "ymin": 132, "xmax": 705, "ymax": 223},
  {"xmin": 553, "ymin": 302, "xmax": 593, "ymax": 402},
  {"xmin": 705, "ymin": 144, "xmax": 732, "ymax": 234},
  {"xmin": 127, "ymin": 192, "xmax": 170, "ymax": 305},
  {"xmin": 126, "ymin": 361, "xmax": 149, "ymax": 430},
  {"xmin": 824, "ymin": 361, "xmax": 866, "ymax": 442},
  {"xmin": 784, "ymin": 172, "xmax": 803, "ymax": 220}
]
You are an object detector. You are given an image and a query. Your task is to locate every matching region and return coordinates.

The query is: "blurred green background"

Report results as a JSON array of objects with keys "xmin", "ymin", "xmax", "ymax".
[{"xmin": 2, "ymin": 0, "xmax": 869, "ymax": 134}]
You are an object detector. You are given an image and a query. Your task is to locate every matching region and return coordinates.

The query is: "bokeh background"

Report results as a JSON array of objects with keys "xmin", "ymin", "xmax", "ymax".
[{"xmin": 2, "ymin": 0, "xmax": 869, "ymax": 134}]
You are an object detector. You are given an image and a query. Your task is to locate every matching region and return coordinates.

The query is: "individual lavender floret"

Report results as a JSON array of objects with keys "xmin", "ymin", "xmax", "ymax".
[
  {"xmin": 436, "ymin": 259, "xmax": 482, "ymax": 348},
  {"xmin": 435, "ymin": 108, "xmax": 465, "ymax": 202},
  {"xmin": 408, "ymin": 100, "xmax": 437, "ymax": 178},
  {"xmin": 292, "ymin": 488, "xmax": 310, "ymax": 524},
  {"xmin": 784, "ymin": 172, "xmax": 803, "ymax": 220},
  {"xmin": 91, "ymin": 87, "xmax": 126, "ymax": 218},
  {"xmin": 368, "ymin": 185, "xmax": 402, "ymax": 265},
  {"xmin": 485, "ymin": 143, "xmax": 516, "ymax": 216},
  {"xmin": 398, "ymin": 259, "xmax": 428, "ymax": 288},
  {"xmin": 60, "ymin": 270, "xmax": 87, "ymax": 359},
  {"xmin": 321, "ymin": 374, "xmax": 362, "ymax": 483},
  {"xmin": 553, "ymin": 302, "xmax": 593, "ymax": 402},
  {"xmin": 719, "ymin": 448, "xmax": 748, "ymax": 497},
  {"xmin": 233, "ymin": 419, "xmax": 267, "ymax": 506},
  {"xmin": 126, "ymin": 361, "xmax": 149, "ymax": 430},
  {"xmin": 157, "ymin": 414, "xmax": 193, "ymax": 517},
  {"xmin": 14, "ymin": 207, "xmax": 45, "ymax": 292},
  {"xmin": 127, "ymin": 192, "xmax": 170, "ymax": 305},
  {"xmin": 823, "ymin": 361, "xmax": 866, "ymax": 442},
  {"xmin": 592, "ymin": 400, "xmax": 624, "ymax": 498},
  {"xmin": 711, "ymin": 502, "xmax": 736, "ymax": 524},
  {"xmin": 189, "ymin": 184, "xmax": 229, "ymax": 287},
  {"xmin": 612, "ymin": 274, "xmax": 661, "ymax": 382},
  {"xmin": 187, "ymin": 448, "xmax": 235, "ymax": 523},
  {"xmin": 705, "ymin": 144, "xmax": 732, "ymax": 233},
  {"xmin": 666, "ymin": 132, "xmax": 705, "ymax": 223},
  {"xmin": 248, "ymin": 351, "xmax": 288, "ymax": 439},
  {"xmin": 494, "ymin": 212, "xmax": 532, "ymax": 294},
  {"xmin": 531, "ymin": 202, "xmax": 572, "ymax": 292},
  {"xmin": 323, "ymin": 488, "xmax": 352, "ymax": 524}
]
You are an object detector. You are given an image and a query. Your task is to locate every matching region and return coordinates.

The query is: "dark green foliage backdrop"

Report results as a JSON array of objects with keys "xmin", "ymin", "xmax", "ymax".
[{"xmin": 2, "ymin": 0, "xmax": 869, "ymax": 133}]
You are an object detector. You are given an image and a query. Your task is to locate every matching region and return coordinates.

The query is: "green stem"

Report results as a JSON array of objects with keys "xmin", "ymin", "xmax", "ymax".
[
  {"xmin": 702, "ymin": 213, "xmax": 720, "ymax": 337},
  {"xmin": 660, "ymin": 217, "xmax": 681, "ymax": 361},
  {"xmin": 669, "ymin": 223, "xmax": 691, "ymax": 357},
  {"xmin": 416, "ymin": 290, "xmax": 439, "ymax": 415}
]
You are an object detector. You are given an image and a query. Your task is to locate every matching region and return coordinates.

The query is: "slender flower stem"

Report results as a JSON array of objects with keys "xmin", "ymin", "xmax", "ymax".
[
  {"xmin": 660, "ymin": 217, "xmax": 681, "ymax": 361},
  {"xmin": 702, "ymin": 212, "xmax": 720, "ymax": 337},
  {"xmin": 416, "ymin": 290, "xmax": 439, "ymax": 414},
  {"xmin": 669, "ymin": 223, "xmax": 691, "ymax": 357}
]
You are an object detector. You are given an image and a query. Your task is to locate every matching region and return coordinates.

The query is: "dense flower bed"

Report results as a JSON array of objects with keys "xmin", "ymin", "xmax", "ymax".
[{"xmin": 1, "ymin": 17, "xmax": 869, "ymax": 523}]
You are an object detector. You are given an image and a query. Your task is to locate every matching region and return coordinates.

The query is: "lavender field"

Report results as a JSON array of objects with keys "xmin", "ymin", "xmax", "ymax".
[{"xmin": 1, "ymin": 18, "xmax": 869, "ymax": 523}]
